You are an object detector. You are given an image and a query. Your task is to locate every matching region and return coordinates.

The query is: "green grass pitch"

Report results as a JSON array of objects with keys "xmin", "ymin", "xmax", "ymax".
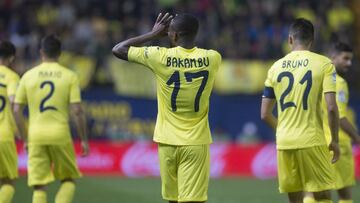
[{"xmin": 14, "ymin": 177, "xmax": 360, "ymax": 202}]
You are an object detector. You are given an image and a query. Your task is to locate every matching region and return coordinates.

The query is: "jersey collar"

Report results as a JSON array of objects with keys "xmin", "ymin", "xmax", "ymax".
[{"xmin": 177, "ymin": 46, "xmax": 197, "ymax": 52}]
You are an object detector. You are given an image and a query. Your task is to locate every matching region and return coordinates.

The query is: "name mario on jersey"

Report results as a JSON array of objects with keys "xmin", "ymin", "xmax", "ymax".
[
  {"xmin": 166, "ymin": 56, "xmax": 210, "ymax": 68},
  {"xmin": 38, "ymin": 71, "xmax": 62, "ymax": 78}
]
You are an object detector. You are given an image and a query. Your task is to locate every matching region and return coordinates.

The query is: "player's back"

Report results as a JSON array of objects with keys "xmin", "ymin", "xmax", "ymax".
[
  {"xmin": 16, "ymin": 62, "xmax": 80, "ymax": 144},
  {"xmin": 267, "ymin": 50, "xmax": 336, "ymax": 149},
  {"xmin": 128, "ymin": 46, "xmax": 221, "ymax": 145},
  {"xmin": 0, "ymin": 65, "xmax": 19, "ymax": 142}
]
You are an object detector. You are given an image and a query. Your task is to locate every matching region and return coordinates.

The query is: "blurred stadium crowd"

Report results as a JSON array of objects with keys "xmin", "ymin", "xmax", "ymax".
[{"xmin": 0, "ymin": 0, "xmax": 357, "ymax": 86}]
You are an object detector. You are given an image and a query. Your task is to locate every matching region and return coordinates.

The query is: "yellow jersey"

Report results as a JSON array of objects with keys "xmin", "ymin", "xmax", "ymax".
[
  {"xmin": 15, "ymin": 62, "xmax": 81, "ymax": 145},
  {"xmin": 0, "ymin": 65, "xmax": 19, "ymax": 142},
  {"xmin": 264, "ymin": 50, "xmax": 336, "ymax": 149},
  {"xmin": 323, "ymin": 74, "xmax": 350, "ymax": 144},
  {"xmin": 128, "ymin": 46, "xmax": 221, "ymax": 145}
]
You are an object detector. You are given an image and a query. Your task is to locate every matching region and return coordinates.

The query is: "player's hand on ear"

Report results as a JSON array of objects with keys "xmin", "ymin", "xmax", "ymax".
[
  {"xmin": 329, "ymin": 141, "xmax": 340, "ymax": 163},
  {"xmin": 152, "ymin": 12, "xmax": 173, "ymax": 37}
]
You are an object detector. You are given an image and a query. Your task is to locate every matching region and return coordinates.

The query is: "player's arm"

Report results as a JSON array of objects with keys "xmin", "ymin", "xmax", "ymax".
[
  {"xmin": 261, "ymin": 97, "xmax": 277, "ymax": 130},
  {"xmin": 112, "ymin": 13, "xmax": 173, "ymax": 60},
  {"xmin": 13, "ymin": 103, "xmax": 27, "ymax": 142},
  {"xmin": 324, "ymin": 92, "xmax": 340, "ymax": 163},
  {"xmin": 261, "ymin": 82, "xmax": 277, "ymax": 130},
  {"xmin": 323, "ymin": 63, "xmax": 340, "ymax": 163},
  {"xmin": 261, "ymin": 67, "xmax": 277, "ymax": 130},
  {"xmin": 71, "ymin": 103, "xmax": 89, "ymax": 157},
  {"xmin": 69, "ymin": 74, "xmax": 89, "ymax": 157}
]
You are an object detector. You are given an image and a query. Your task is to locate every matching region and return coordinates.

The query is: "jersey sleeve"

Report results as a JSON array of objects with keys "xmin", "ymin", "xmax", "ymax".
[
  {"xmin": 263, "ymin": 66, "xmax": 276, "ymax": 98},
  {"xmin": 15, "ymin": 77, "xmax": 27, "ymax": 104},
  {"xmin": 128, "ymin": 46, "xmax": 164, "ymax": 72},
  {"xmin": 322, "ymin": 63, "xmax": 336, "ymax": 93},
  {"xmin": 215, "ymin": 51, "xmax": 222, "ymax": 72},
  {"xmin": 337, "ymin": 81, "xmax": 349, "ymax": 119},
  {"xmin": 213, "ymin": 51, "xmax": 222, "ymax": 66},
  {"xmin": 7, "ymin": 73, "xmax": 19, "ymax": 96},
  {"xmin": 207, "ymin": 50, "xmax": 222, "ymax": 75},
  {"xmin": 70, "ymin": 74, "xmax": 81, "ymax": 103}
]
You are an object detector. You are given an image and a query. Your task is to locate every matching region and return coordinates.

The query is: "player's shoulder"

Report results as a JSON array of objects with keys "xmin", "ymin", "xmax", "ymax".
[
  {"xmin": 307, "ymin": 51, "xmax": 332, "ymax": 64},
  {"xmin": 58, "ymin": 65, "xmax": 80, "ymax": 82},
  {"xmin": 21, "ymin": 63, "xmax": 43, "ymax": 81},
  {"xmin": 139, "ymin": 46, "xmax": 167, "ymax": 59},
  {"xmin": 207, "ymin": 49, "xmax": 222, "ymax": 60},
  {"xmin": 145, "ymin": 46, "xmax": 167, "ymax": 53},
  {"xmin": 196, "ymin": 47, "xmax": 221, "ymax": 57},
  {"xmin": 0, "ymin": 66, "xmax": 19, "ymax": 80},
  {"xmin": 56, "ymin": 63, "xmax": 74, "ymax": 73},
  {"xmin": 197, "ymin": 47, "xmax": 220, "ymax": 54}
]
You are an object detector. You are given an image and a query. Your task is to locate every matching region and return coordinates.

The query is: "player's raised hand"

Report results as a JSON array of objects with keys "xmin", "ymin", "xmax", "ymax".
[
  {"xmin": 151, "ymin": 12, "xmax": 173, "ymax": 37},
  {"xmin": 81, "ymin": 141, "xmax": 90, "ymax": 157},
  {"xmin": 329, "ymin": 141, "xmax": 340, "ymax": 163}
]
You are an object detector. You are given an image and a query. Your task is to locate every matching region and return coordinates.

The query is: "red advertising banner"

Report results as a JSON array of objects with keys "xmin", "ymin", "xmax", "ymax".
[{"xmin": 17, "ymin": 142, "xmax": 360, "ymax": 178}]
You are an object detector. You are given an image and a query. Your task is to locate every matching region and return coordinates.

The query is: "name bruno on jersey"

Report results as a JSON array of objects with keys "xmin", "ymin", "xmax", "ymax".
[
  {"xmin": 166, "ymin": 56, "xmax": 210, "ymax": 68},
  {"xmin": 282, "ymin": 59, "xmax": 309, "ymax": 69}
]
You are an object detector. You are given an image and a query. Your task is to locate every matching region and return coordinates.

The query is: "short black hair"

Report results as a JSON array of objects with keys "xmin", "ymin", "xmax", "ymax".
[
  {"xmin": 171, "ymin": 13, "xmax": 199, "ymax": 41},
  {"xmin": 332, "ymin": 42, "xmax": 353, "ymax": 53},
  {"xmin": 0, "ymin": 40, "xmax": 16, "ymax": 59},
  {"xmin": 289, "ymin": 18, "xmax": 314, "ymax": 45},
  {"xmin": 41, "ymin": 35, "xmax": 61, "ymax": 58}
]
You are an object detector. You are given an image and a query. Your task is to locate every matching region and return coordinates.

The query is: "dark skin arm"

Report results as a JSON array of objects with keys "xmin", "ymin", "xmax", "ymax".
[
  {"xmin": 71, "ymin": 103, "xmax": 89, "ymax": 157},
  {"xmin": 324, "ymin": 92, "xmax": 340, "ymax": 163},
  {"xmin": 340, "ymin": 117, "xmax": 360, "ymax": 144},
  {"xmin": 112, "ymin": 13, "xmax": 173, "ymax": 61},
  {"xmin": 260, "ymin": 98, "xmax": 277, "ymax": 130}
]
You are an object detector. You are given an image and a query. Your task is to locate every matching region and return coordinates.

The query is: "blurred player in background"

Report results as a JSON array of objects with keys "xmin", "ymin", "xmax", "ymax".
[
  {"xmin": 112, "ymin": 13, "xmax": 221, "ymax": 203},
  {"xmin": 261, "ymin": 18, "xmax": 339, "ymax": 203},
  {"xmin": 304, "ymin": 43, "xmax": 359, "ymax": 203},
  {"xmin": 13, "ymin": 35, "xmax": 89, "ymax": 203},
  {"xmin": 0, "ymin": 41, "xmax": 19, "ymax": 203}
]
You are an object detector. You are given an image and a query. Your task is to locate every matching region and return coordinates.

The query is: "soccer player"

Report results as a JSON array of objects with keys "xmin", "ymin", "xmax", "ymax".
[
  {"xmin": 112, "ymin": 13, "xmax": 221, "ymax": 203},
  {"xmin": 304, "ymin": 42, "xmax": 359, "ymax": 203},
  {"xmin": 13, "ymin": 35, "xmax": 89, "ymax": 203},
  {"xmin": 261, "ymin": 18, "xmax": 340, "ymax": 203},
  {"xmin": 0, "ymin": 41, "xmax": 19, "ymax": 203}
]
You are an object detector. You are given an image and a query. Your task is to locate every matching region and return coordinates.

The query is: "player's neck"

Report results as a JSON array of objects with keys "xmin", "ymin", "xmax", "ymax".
[
  {"xmin": 0, "ymin": 59, "xmax": 11, "ymax": 67},
  {"xmin": 291, "ymin": 43, "xmax": 311, "ymax": 51},
  {"xmin": 42, "ymin": 57, "xmax": 58, "ymax": 63},
  {"xmin": 176, "ymin": 40, "xmax": 196, "ymax": 49}
]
